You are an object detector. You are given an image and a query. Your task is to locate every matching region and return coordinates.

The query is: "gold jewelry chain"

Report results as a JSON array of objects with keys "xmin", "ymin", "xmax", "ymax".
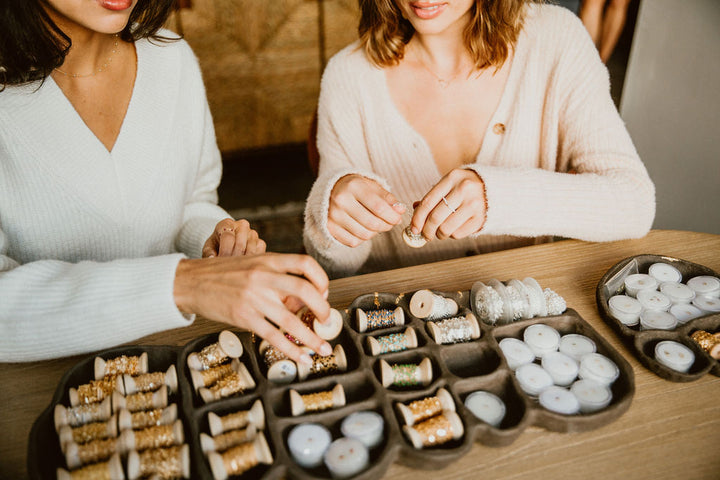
[{"xmin": 54, "ymin": 35, "xmax": 120, "ymax": 78}]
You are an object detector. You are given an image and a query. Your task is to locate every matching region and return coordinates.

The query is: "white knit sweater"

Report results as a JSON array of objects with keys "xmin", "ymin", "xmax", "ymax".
[
  {"xmin": 0, "ymin": 35, "xmax": 229, "ymax": 361},
  {"xmin": 304, "ymin": 4, "xmax": 655, "ymax": 278}
]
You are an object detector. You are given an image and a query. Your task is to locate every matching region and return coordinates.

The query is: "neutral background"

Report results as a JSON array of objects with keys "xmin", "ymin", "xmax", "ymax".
[{"xmin": 620, "ymin": 0, "xmax": 720, "ymax": 235}]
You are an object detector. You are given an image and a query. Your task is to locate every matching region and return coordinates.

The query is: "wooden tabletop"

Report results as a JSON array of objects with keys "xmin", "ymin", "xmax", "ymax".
[{"xmin": 2, "ymin": 229, "xmax": 719, "ymax": 479}]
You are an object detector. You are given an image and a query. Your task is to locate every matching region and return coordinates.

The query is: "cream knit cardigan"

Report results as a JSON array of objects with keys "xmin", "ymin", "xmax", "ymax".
[
  {"xmin": 0, "ymin": 35, "xmax": 229, "ymax": 361},
  {"xmin": 304, "ymin": 4, "xmax": 655, "ymax": 278}
]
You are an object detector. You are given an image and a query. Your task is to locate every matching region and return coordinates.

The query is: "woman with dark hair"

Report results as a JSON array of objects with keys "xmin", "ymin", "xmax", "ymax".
[
  {"xmin": 304, "ymin": 0, "xmax": 655, "ymax": 278},
  {"xmin": 0, "ymin": 0, "xmax": 333, "ymax": 363}
]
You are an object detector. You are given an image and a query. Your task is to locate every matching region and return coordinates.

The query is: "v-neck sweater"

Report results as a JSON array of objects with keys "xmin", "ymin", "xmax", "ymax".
[
  {"xmin": 0, "ymin": 35, "xmax": 229, "ymax": 361},
  {"xmin": 304, "ymin": 4, "xmax": 655, "ymax": 278}
]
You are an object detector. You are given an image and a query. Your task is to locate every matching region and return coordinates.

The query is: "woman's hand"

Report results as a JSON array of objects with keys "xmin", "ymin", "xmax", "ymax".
[
  {"xmin": 202, "ymin": 218, "xmax": 266, "ymax": 258},
  {"xmin": 174, "ymin": 253, "xmax": 333, "ymax": 365},
  {"xmin": 410, "ymin": 169, "xmax": 487, "ymax": 241},
  {"xmin": 327, "ymin": 174, "xmax": 406, "ymax": 247}
]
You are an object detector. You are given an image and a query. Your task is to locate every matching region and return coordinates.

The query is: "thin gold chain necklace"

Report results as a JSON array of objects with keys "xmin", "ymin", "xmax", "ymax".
[{"xmin": 54, "ymin": 35, "xmax": 120, "ymax": 78}]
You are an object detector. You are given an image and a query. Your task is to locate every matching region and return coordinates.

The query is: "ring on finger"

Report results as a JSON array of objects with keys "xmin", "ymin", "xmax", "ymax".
[{"xmin": 441, "ymin": 196, "xmax": 456, "ymax": 214}]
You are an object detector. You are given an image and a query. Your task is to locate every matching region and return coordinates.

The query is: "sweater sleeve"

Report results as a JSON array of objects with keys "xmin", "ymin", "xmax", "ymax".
[
  {"xmin": 466, "ymin": 9, "xmax": 655, "ymax": 241},
  {"xmin": 174, "ymin": 42, "xmax": 230, "ymax": 259},
  {"xmin": 303, "ymin": 49, "xmax": 393, "ymax": 278},
  {"xmin": 0, "ymin": 225, "xmax": 192, "ymax": 362}
]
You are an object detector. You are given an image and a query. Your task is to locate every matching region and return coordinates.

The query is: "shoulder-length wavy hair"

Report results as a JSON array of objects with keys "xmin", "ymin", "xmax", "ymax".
[
  {"xmin": 0, "ymin": 0, "xmax": 177, "ymax": 88},
  {"xmin": 359, "ymin": 0, "xmax": 540, "ymax": 70}
]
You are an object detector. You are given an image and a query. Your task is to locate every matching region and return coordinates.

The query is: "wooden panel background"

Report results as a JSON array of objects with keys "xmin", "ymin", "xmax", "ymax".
[{"xmin": 173, "ymin": 0, "xmax": 360, "ymax": 152}]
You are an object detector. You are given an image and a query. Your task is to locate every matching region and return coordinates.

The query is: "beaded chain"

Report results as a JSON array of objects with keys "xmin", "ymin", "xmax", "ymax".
[
  {"xmin": 67, "ymin": 421, "xmax": 112, "ymax": 445},
  {"xmin": 390, "ymin": 364, "xmax": 419, "ymax": 387},
  {"xmin": 414, "ymin": 414, "xmax": 454, "ymax": 447},
  {"xmin": 301, "ymin": 390, "xmax": 334, "ymax": 413},
  {"xmin": 130, "ymin": 408, "xmax": 165, "ymax": 429},
  {"xmin": 75, "ymin": 438, "xmax": 118, "ymax": 466},
  {"xmin": 377, "ymin": 332, "xmax": 410, "ymax": 354},
  {"xmin": 308, "ymin": 353, "xmax": 338, "ymax": 376},
  {"xmin": 212, "ymin": 428, "xmax": 254, "ymax": 451},
  {"xmin": 126, "ymin": 391, "xmax": 156, "ymax": 412},
  {"xmin": 137, "ymin": 446, "xmax": 184, "ymax": 478},
  {"xmin": 103, "ymin": 355, "xmax": 141, "ymax": 377},
  {"xmin": 219, "ymin": 410, "xmax": 251, "ymax": 432},
  {"xmin": 195, "ymin": 343, "xmax": 229, "ymax": 370},
  {"xmin": 65, "ymin": 402, "xmax": 110, "ymax": 427},
  {"xmin": 433, "ymin": 316, "xmax": 474, "ymax": 344},
  {"xmin": 474, "ymin": 284, "xmax": 503, "ymax": 325},
  {"xmin": 407, "ymin": 396, "xmax": 443, "ymax": 424},
  {"xmin": 75, "ymin": 377, "xmax": 117, "ymax": 404},
  {"xmin": 130, "ymin": 371, "xmax": 165, "ymax": 393},
  {"xmin": 365, "ymin": 309, "xmax": 396, "ymax": 330},
  {"xmin": 205, "ymin": 372, "xmax": 245, "ymax": 401},
  {"xmin": 200, "ymin": 363, "xmax": 234, "ymax": 387},
  {"xmin": 61, "ymin": 459, "xmax": 114, "ymax": 480},
  {"xmin": 133, "ymin": 424, "xmax": 177, "ymax": 450},
  {"xmin": 221, "ymin": 442, "xmax": 259, "ymax": 476}
]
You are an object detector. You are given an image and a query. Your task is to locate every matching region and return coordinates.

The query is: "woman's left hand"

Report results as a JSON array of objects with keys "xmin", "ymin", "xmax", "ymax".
[
  {"xmin": 410, "ymin": 169, "xmax": 487, "ymax": 241},
  {"xmin": 202, "ymin": 218, "xmax": 267, "ymax": 258}
]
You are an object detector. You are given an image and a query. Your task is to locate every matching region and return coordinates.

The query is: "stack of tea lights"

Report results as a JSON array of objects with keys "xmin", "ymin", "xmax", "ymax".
[
  {"xmin": 55, "ymin": 352, "xmax": 190, "ymax": 480},
  {"xmin": 187, "ymin": 331, "xmax": 256, "ymax": 404},
  {"xmin": 471, "ymin": 278, "xmax": 567, "ymax": 326},
  {"xmin": 607, "ymin": 262, "xmax": 720, "ymax": 372},
  {"xmin": 202, "ymin": 400, "xmax": 273, "ymax": 480},
  {"xmin": 287, "ymin": 410, "xmax": 385, "ymax": 478},
  {"xmin": 608, "ymin": 263, "xmax": 720, "ymax": 330},
  {"xmin": 498, "ymin": 323, "xmax": 619, "ymax": 415}
]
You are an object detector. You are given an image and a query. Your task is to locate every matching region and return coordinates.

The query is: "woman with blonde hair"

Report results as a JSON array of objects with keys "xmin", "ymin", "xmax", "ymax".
[{"xmin": 304, "ymin": 0, "xmax": 654, "ymax": 278}]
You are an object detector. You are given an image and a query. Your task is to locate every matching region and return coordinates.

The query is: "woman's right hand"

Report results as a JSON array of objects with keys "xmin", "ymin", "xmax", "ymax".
[
  {"xmin": 173, "ymin": 253, "xmax": 333, "ymax": 365},
  {"xmin": 327, "ymin": 174, "xmax": 406, "ymax": 247}
]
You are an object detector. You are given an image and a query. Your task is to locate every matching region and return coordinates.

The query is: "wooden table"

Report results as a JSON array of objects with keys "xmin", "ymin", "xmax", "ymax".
[{"xmin": 2, "ymin": 230, "xmax": 719, "ymax": 479}]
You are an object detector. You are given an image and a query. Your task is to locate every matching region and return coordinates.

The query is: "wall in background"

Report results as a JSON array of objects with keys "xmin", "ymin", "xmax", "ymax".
[
  {"xmin": 620, "ymin": 0, "xmax": 720, "ymax": 234},
  {"xmin": 176, "ymin": 0, "xmax": 360, "ymax": 152}
]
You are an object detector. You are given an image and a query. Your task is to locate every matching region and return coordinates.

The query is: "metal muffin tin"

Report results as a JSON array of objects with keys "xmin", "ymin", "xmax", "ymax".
[
  {"xmin": 30, "ymin": 288, "xmax": 635, "ymax": 479},
  {"xmin": 596, "ymin": 254, "xmax": 720, "ymax": 382}
]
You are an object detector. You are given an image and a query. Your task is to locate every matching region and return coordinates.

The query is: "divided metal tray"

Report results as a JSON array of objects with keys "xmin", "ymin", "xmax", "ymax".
[
  {"xmin": 596, "ymin": 254, "xmax": 720, "ymax": 382},
  {"xmin": 30, "ymin": 288, "xmax": 635, "ymax": 479}
]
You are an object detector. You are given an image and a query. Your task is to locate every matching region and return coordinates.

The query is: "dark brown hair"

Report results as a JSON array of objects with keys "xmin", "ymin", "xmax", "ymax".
[
  {"xmin": 0, "ymin": 0, "xmax": 177, "ymax": 88},
  {"xmin": 358, "ymin": 0, "xmax": 540, "ymax": 70}
]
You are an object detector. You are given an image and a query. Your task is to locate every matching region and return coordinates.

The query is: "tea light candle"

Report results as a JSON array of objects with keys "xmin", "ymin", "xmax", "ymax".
[
  {"xmin": 692, "ymin": 295, "xmax": 720, "ymax": 313},
  {"xmin": 636, "ymin": 289, "xmax": 672, "ymax": 312},
  {"xmin": 654, "ymin": 340, "xmax": 695, "ymax": 373},
  {"xmin": 498, "ymin": 337, "xmax": 534, "ymax": 370},
  {"xmin": 541, "ymin": 352, "xmax": 579, "ymax": 387},
  {"xmin": 669, "ymin": 304, "xmax": 704, "ymax": 324},
  {"xmin": 687, "ymin": 276, "xmax": 720, "ymax": 298},
  {"xmin": 570, "ymin": 379, "xmax": 612, "ymax": 413},
  {"xmin": 515, "ymin": 363, "xmax": 553, "ymax": 397},
  {"xmin": 659, "ymin": 282, "xmax": 695, "ymax": 305},
  {"xmin": 323, "ymin": 437, "xmax": 370, "ymax": 478},
  {"xmin": 287, "ymin": 423, "xmax": 332, "ymax": 468},
  {"xmin": 558, "ymin": 334, "xmax": 597, "ymax": 362},
  {"xmin": 464, "ymin": 391, "xmax": 506, "ymax": 427},
  {"xmin": 340, "ymin": 411, "xmax": 385, "ymax": 449},
  {"xmin": 607, "ymin": 295, "xmax": 642, "ymax": 326},
  {"xmin": 648, "ymin": 262, "xmax": 682, "ymax": 284},
  {"xmin": 578, "ymin": 353, "xmax": 619, "ymax": 386},
  {"xmin": 539, "ymin": 386, "xmax": 580, "ymax": 415},
  {"xmin": 523, "ymin": 324, "xmax": 561, "ymax": 358},
  {"xmin": 623, "ymin": 274, "xmax": 658, "ymax": 298},
  {"xmin": 639, "ymin": 310, "xmax": 678, "ymax": 331}
]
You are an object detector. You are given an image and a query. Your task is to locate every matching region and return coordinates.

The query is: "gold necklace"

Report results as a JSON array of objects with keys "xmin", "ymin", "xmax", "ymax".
[
  {"xmin": 54, "ymin": 35, "xmax": 120, "ymax": 79},
  {"xmin": 416, "ymin": 57, "xmax": 465, "ymax": 88}
]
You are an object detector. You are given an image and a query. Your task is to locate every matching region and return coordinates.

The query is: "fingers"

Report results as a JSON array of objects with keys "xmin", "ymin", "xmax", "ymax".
[
  {"xmin": 262, "ymin": 254, "xmax": 330, "ymax": 302},
  {"xmin": 251, "ymin": 318, "xmax": 311, "ymax": 365},
  {"xmin": 328, "ymin": 175, "xmax": 405, "ymax": 247},
  {"xmin": 202, "ymin": 236, "xmax": 218, "ymax": 258},
  {"xmin": 245, "ymin": 230, "xmax": 267, "ymax": 255},
  {"xmin": 230, "ymin": 220, "xmax": 251, "ymax": 256}
]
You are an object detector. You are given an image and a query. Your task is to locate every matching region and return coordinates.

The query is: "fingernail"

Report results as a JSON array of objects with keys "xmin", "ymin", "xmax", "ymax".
[
  {"xmin": 411, "ymin": 227, "xmax": 420, "ymax": 234},
  {"xmin": 323, "ymin": 289, "xmax": 329, "ymax": 299},
  {"xmin": 412, "ymin": 201, "xmax": 420, "ymax": 209},
  {"xmin": 300, "ymin": 354, "xmax": 313, "ymax": 365},
  {"xmin": 392, "ymin": 202, "xmax": 406, "ymax": 212},
  {"xmin": 319, "ymin": 343, "xmax": 332, "ymax": 356}
]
